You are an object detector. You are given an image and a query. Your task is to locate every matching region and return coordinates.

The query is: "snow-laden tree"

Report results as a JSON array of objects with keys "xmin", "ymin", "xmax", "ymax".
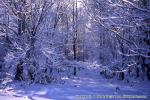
[
  {"xmin": 0, "ymin": 0, "xmax": 67, "ymax": 83},
  {"xmin": 84, "ymin": 0, "xmax": 150, "ymax": 80}
]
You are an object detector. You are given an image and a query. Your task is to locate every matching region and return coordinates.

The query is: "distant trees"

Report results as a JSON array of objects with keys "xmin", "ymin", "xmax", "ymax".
[
  {"xmin": 0, "ymin": 0, "xmax": 86, "ymax": 82},
  {"xmin": 0, "ymin": 0, "xmax": 149, "ymax": 83}
]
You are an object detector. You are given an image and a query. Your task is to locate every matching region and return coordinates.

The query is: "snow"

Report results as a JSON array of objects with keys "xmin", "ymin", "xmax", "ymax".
[
  {"xmin": 0, "ymin": 64, "xmax": 150, "ymax": 100},
  {"xmin": 0, "ymin": 0, "xmax": 150, "ymax": 99}
]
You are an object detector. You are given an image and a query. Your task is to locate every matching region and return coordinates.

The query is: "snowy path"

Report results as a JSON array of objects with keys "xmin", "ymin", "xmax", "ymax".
[{"xmin": 0, "ymin": 65, "xmax": 150, "ymax": 100}]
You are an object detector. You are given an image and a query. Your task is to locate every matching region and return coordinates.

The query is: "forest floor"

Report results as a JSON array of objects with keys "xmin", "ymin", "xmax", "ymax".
[{"xmin": 0, "ymin": 62, "xmax": 150, "ymax": 100}]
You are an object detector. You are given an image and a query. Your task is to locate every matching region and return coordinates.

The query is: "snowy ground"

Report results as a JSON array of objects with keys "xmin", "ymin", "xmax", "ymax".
[{"xmin": 0, "ymin": 63, "xmax": 150, "ymax": 100}]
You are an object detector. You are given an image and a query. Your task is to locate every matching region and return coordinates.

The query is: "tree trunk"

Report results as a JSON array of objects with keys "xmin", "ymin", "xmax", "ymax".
[{"xmin": 14, "ymin": 60, "xmax": 24, "ymax": 80}]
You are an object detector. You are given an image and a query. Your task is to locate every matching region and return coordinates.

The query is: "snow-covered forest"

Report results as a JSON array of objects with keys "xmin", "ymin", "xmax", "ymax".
[{"xmin": 0, "ymin": 0, "xmax": 150, "ymax": 100}]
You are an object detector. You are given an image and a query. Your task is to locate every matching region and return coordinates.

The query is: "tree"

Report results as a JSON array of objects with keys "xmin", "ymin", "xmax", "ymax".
[{"xmin": 85, "ymin": 0, "xmax": 150, "ymax": 80}]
